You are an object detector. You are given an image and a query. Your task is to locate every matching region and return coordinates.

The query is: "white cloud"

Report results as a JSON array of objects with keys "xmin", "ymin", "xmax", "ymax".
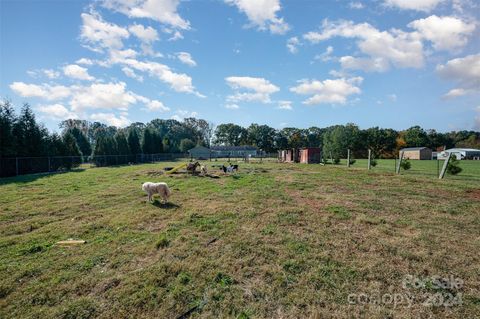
[
  {"xmin": 304, "ymin": 19, "xmax": 424, "ymax": 72},
  {"xmin": 69, "ymin": 82, "xmax": 137, "ymax": 111},
  {"xmin": 102, "ymin": 0, "xmax": 190, "ymax": 30},
  {"xmin": 63, "ymin": 64, "xmax": 95, "ymax": 81},
  {"xmin": 225, "ymin": 104, "xmax": 240, "ymax": 109},
  {"xmin": 146, "ymin": 100, "xmax": 170, "ymax": 112},
  {"xmin": 122, "ymin": 67, "xmax": 144, "ymax": 82},
  {"xmin": 76, "ymin": 58, "xmax": 94, "ymax": 65},
  {"xmin": 225, "ymin": 76, "xmax": 280, "ymax": 103},
  {"xmin": 339, "ymin": 56, "xmax": 390, "ymax": 72},
  {"xmin": 384, "ymin": 0, "xmax": 444, "ymax": 12},
  {"xmin": 90, "ymin": 112, "xmax": 131, "ymax": 127},
  {"xmin": 27, "ymin": 69, "xmax": 60, "ymax": 79},
  {"xmin": 286, "ymin": 36, "xmax": 300, "ymax": 54},
  {"xmin": 314, "ymin": 46, "xmax": 334, "ymax": 62},
  {"xmin": 121, "ymin": 58, "xmax": 204, "ymax": 96},
  {"xmin": 80, "ymin": 11, "xmax": 129, "ymax": 52},
  {"xmin": 37, "ymin": 104, "xmax": 77, "ymax": 120},
  {"xmin": 290, "ymin": 77, "xmax": 363, "ymax": 105},
  {"xmin": 225, "ymin": 0, "xmax": 290, "ymax": 34},
  {"xmin": 176, "ymin": 52, "xmax": 197, "ymax": 67},
  {"xmin": 10, "ymin": 82, "xmax": 71, "ymax": 100},
  {"xmin": 128, "ymin": 24, "xmax": 159, "ymax": 43},
  {"xmin": 171, "ymin": 109, "xmax": 198, "ymax": 120},
  {"xmin": 349, "ymin": 2, "xmax": 364, "ymax": 9},
  {"xmin": 408, "ymin": 15, "xmax": 475, "ymax": 51},
  {"xmin": 437, "ymin": 54, "xmax": 480, "ymax": 98},
  {"xmin": 278, "ymin": 100, "xmax": 292, "ymax": 110}
]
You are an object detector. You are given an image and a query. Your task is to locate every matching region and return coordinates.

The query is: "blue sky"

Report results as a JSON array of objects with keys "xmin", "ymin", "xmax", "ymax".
[{"xmin": 1, "ymin": 0, "xmax": 479, "ymax": 132}]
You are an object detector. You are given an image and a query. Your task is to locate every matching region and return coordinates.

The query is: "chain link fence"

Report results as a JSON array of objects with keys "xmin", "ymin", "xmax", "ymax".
[{"xmin": 0, "ymin": 152, "xmax": 279, "ymax": 178}]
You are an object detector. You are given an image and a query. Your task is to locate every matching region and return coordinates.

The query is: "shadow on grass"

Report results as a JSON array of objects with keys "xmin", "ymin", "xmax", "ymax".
[
  {"xmin": 151, "ymin": 201, "xmax": 180, "ymax": 209},
  {"xmin": 0, "ymin": 168, "xmax": 86, "ymax": 185}
]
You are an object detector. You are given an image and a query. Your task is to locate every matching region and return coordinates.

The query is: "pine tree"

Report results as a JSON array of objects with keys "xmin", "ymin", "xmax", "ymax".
[
  {"xmin": 12, "ymin": 104, "xmax": 48, "ymax": 157},
  {"xmin": 115, "ymin": 131, "xmax": 130, "ymax": 155},
  {"xmin": 63, "ymin": 132, "xmax": 81, "ymax": 156},
  {"xmin": 66, "ymin": 127, "xmax": 91, "ymax": 157},
  {"xmin": 0, "ymin": 100, "xmax": 17, "ymax": 157},
  {"xmin": 127, "ymin": 129, "xmax": 142, "ymax": 154}
]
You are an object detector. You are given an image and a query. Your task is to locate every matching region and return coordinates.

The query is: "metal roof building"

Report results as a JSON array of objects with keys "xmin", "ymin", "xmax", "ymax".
[{"xmin": 438, "ymin": 148, "xmax": 480, "ymax": 160}]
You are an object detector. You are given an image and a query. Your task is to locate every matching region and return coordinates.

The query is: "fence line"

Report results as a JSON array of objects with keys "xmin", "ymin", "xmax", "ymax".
[{"xmin": 0, "ymin": 152, "xmax": 278, "ymax": 178}]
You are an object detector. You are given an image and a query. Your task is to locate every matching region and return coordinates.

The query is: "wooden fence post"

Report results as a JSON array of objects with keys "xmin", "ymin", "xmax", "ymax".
[
  {"xmin": 439, "ymin": 153, "xmax": 452, "ymax": 179},
  {"xmin": 347, "ymin": 149, "xmax": 351, "ymax": 167},
  {"xmin": 396, "ymin": 151, "xmax": 404, "ymax": 174},
  {"xmin": 367, "ymin": 149, "xmax": 371, "ymax": 170}
]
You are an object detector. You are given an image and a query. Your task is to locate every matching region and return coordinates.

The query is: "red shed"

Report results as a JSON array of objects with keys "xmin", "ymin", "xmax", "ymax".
[{"xmin": 299, "ymin": 147, "xmax": 321, "ymax": 164}]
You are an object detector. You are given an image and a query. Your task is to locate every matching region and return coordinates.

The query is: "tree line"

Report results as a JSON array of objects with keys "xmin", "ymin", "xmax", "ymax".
[{"xmin": 1, "ymin": 100, "xmax": 479, "ymax": 159}]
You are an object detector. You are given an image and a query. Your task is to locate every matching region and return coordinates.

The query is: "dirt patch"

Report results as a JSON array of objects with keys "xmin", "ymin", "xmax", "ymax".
[{"xmin": 465, "ymin": 188, "xmax": 480, "ymax": 200}]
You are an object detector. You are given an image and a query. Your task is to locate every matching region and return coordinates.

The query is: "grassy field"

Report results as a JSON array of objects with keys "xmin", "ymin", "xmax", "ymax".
[{"xmin": 0, "ymin": 160, "xmax": 479, "ymax": 318}]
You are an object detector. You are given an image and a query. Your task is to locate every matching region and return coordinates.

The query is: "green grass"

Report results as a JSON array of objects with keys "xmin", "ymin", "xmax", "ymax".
[{"xmin": 0, "ymin": 161, "xmax": 479, "ymax": 318}]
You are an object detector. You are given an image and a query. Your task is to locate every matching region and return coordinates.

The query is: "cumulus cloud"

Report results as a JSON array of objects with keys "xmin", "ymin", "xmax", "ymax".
[
  {"xmin": 76, "ymin": 58, "xmax": 94, "ymax": 65},
  {"xmin": 145, "ymin": 100, "xmax": 170, "ymax": 112},
  {"xmin": 69, "ymin": 82, "xmax": 138, "ymax": 111},
  {"xmin": 408, "ymin": 15, "xmax": 475, "ymax": 51},
  {"xmin": 120, "ymin": 58, "xmax": 203, "ymax": 96},
  {"xmin": 437, "ymin": 54, "xmax": 480, "ymax": 98},
  {"xmin": 80, "ymin": 11, "xmax": 129, "ymax": 52},
  {"xmin": 10, "ymin": 82, "xmax": 72, "ymax": 101},
  {"xmin": 225, "ymin": 104, "xmax": 240, "ymax": 109},
  {"xmin": 290, "ymin": 77, "xmax": 363, "ymax": 105},
  {"xmin": 27, "ymin": 69, "xmax": 60, "ymax": 79},
  {"xmin": 314, "ymin": 46, "xmax": 334, "ymax": 62},
  {"xmin": 225, "ymin": 76, "xmax": 280, "ymax": 103},
  {"xmin": 128, "ymin": 24, "xmax": 159, "ymax": 43},
  {"xmin": 37, "ymin": 104, "xmax": 78, "ymax": 120},
  {"xmin": 384, "ymin": 0, "xmax": 444, "ymax": 12},
  {"xmin": 286, "ymin": 36, "xmax": 300, "ymax": 54},
  {"xmin": 121, "ymin": 67, "xmax": 144, "ymax": 82},
  {"xmin": 278, "ymin": 100, "xmax": 292, "ymax": 110},
  {"xmin": 349, "ymin": 2, "xmax": 364, "ymax": 9},
  {"xmin": 225, "ymin": 0, "xmax": 290, "ymax": 34},
  {"xmin": 102, "ymin": 0, "xmax": 190, "ymax": 30},
  {"xmin": 90, "ymin": 112, "xmax": 131, "ymax": 127},
  {"xmin": 171, "ymin": 109, "xmax": 199, "ymax": 121},
  {"xmin": 63, "ymin": 64, "xmax": 95, "ymax": 81},
  {"xmin": 304, "ymin": 19, "xmax": 424, "ymax": 72},
  {"xmin": 176, "ymin": 52, "xmax": 197, "ymax": 67}
]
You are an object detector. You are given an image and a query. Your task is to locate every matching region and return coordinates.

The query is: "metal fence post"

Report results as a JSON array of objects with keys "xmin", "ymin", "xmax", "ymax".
[{"xmin": 347, "ymin": 149, "xmax": 351, "ymax": 168}]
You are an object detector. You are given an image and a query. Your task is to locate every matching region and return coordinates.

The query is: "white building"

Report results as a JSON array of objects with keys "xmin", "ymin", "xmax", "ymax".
[{"xmin": 438, "ymin": 148, "xmax": 480, "ymax": 160}]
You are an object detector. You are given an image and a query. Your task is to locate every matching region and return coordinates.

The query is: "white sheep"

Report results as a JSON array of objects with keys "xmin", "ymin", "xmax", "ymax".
[
  {"xmin": 200, "ymin": 165, "xmax": 207, "ymax": 176},
  {"xmin": 142, "ymin": 182, "xmax": 171, "ymax": 203}
]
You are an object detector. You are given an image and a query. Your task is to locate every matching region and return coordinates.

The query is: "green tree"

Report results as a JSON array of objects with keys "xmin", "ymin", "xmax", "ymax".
[
  {"xmin": 404, "ymin": 126, "xmax": 429, "ymax": 147},
  {"xmin": 65, "ymin": 127, "xmax": 91, "ymax": 156},
  {"xmin": 246, "ymin": 124, "xmax": 276, "ymax": 152},
  {"xmin": 63, "ymin": 132, "xmax": 81, "ymax": 156},
  {"xmin": 0, "ymin": 100, "xmax": 17, "ymax": 157},
  {"xmin": 179, "ymin": 138, "xmax": 195, "ymax": 152},
  {"xmin": 213, "ymin": 123, "xmax": 248, "ymax": 146},
  {"xmin": 127, "ymin": 129, "xmax": 142, "ymax": 154},
  {"xmin": 12, "ymin": 104, "xmax": 48, "ymax": 157},
  {"xmin": 114, "ymin": 131, "xmax": 130, "ymax": 155}
]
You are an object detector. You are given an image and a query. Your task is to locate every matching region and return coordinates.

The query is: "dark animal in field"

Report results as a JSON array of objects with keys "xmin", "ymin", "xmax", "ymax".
[
  {"xmin": 219, "ymin": 164, "xmax": 238, "ymax": 173},
  {"xmin": 187, "ymin": 161, "xmax": 200, "ymax": 174}
]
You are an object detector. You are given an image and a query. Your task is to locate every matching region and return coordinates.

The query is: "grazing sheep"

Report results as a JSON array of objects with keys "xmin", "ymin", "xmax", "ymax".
[
  {"xmin": 142, "ymin": 182, "xmax": 171, "ymax": 203},
  {"xmin": 200, "ymin": 165, "xmax": 207, "ymax": 175}
]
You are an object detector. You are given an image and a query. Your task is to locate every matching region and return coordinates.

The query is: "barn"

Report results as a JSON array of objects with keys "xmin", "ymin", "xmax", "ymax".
[
  {"xmin": 400, "ymin": 147, "xmax": 432, "ymax": 160},
  {"xmin": 278, "ymin": 149, "xmax": 299, "ymax": 163},
  {"xmin": 299, "ymin": 147, "xmax": 321, "ymax": 164},
  {"xmin": 438, "ymin": 148, "xmax": 480, "ymax": 160},
  {"xmin": 188, "ymin": 146, "xmax": 211, "ymax": 159}
]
